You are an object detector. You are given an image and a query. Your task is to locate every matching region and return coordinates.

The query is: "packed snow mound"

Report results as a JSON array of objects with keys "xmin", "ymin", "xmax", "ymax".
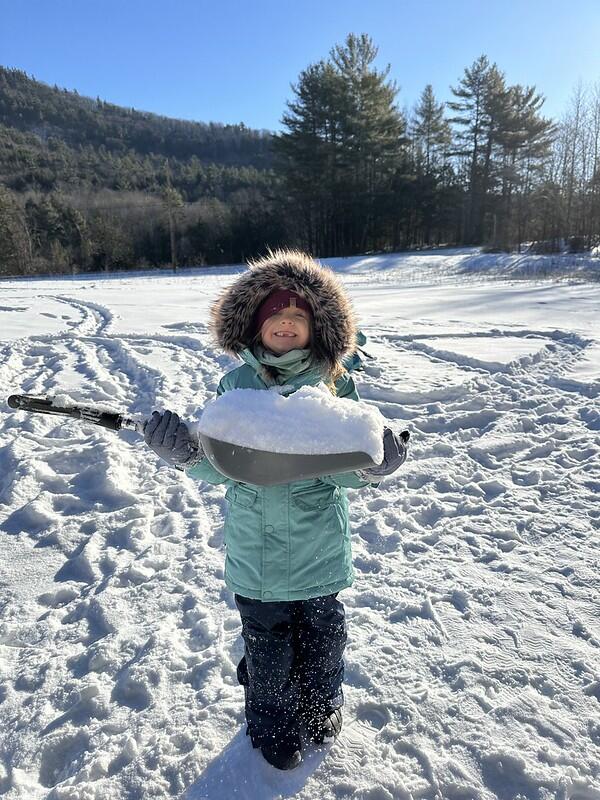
[{"xmin": 195, "ymin": 383, "xmax": 386, "ymax": 461}]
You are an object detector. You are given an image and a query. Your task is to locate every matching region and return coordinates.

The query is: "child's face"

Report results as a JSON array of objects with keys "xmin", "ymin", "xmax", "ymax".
[{"xmin": 260, "ymin": 305, "xmax": 311, "ymax": 354}]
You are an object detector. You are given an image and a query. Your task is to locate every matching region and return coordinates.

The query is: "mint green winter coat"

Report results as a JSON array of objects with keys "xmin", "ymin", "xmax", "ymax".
[{"xmin": 187, "ymin": 348, "xmax": 373, "ymax": 602}]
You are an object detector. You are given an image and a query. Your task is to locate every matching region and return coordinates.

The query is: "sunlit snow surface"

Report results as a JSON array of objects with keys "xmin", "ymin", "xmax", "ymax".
[{"xmin": 0, "ymin": 248, "xmax": 599, "ymax": 800}]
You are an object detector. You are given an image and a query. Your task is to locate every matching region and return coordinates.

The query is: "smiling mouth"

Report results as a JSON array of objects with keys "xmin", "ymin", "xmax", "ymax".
[{"xmin": 274, "ymin": 332, "xmax": 296, "ymax": 337}]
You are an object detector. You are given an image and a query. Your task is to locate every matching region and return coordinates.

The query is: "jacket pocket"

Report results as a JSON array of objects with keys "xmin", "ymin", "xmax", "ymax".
[
  {"xmin": 291, "ymin": 483, "xmax": 341, "ymax": 511},
  {"xmin": 223, "ymin": 482, "xmax": 264, "ymax": 591},
  {"xmin": 223, "ymin": 483, "xmax": 260, "ymax": 554},
  {"xmin": 289, "ymin": 483, "xmax": 348, "ymax": 591},
  {"xmin": 225, "ymin": 483, "xmax": 258, "ymax": 508}
]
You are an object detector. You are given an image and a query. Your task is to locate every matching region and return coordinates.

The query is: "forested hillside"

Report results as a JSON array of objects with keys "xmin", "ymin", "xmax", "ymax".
[
  {"xmin": 1, "ymin": 35, "xmax": 599, "ymax": 277},
  {"xmin": 0, "ymin": 66, "xmax": 283, "ymax": 273},
  {"xmin": 0, "ymin": 66, "xmax": 272, "ymax": 170}
]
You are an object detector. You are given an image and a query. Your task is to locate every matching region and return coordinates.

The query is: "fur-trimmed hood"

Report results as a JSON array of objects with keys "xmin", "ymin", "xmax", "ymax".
[{"xmin": 210, "ymin": 249, "xmax": 358, "ymax": 375}]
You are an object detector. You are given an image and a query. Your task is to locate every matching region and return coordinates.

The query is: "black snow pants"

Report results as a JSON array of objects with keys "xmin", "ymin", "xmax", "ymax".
[{"xmin": 235, "ymin": 593, "xmax": 347, "ymax": 747}]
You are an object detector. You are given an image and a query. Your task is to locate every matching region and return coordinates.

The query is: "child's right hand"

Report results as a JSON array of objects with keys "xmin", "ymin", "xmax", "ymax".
[{"xmin": 143, "ymin": 410, "xmax": 202, "ymax": 468}]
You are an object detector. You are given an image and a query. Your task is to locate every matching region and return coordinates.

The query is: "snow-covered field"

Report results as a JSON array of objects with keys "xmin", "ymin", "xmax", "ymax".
[{"xmin": 0, "ymin": 248, "xmax": 599, "ymax": 800}]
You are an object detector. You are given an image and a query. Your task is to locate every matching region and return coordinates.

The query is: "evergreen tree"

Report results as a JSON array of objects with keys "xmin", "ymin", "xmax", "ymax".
[
  {"xmin": 448, "ymin": 55, "xmax": 494, "ymax": 242},
  {"xmin": 276, "ymin": 60, "xmax": 344, "ymax": 254},
  {"xmin": 275, "ymin": 33, "xmax": 406, "ymax": 255},
  {"xmin": 410, "ymin": 85, "xmax": 452, "ymax": 244},
  {"xmin": 494, "ymin": 84, "xmax": 555, "ymax": 248},
  {"xmin": 329, "ymin": 34, "xmax": 406, "ymax": 252},
  {"xmin": 0, "ymin": 186, "xmax": 31, "ymax": 274},
  {"xmin": 412, "ymin": 84, "xmax": 451, "ymax": 174},
  {"xmin": 449, "ymin": 56, "xmax": 553, "ymax": 246}
]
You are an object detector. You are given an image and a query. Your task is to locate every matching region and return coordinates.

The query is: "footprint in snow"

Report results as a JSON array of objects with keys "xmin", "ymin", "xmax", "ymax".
[
  {"xmin": 38, "ymin": 587, "xmax": 78, "ymax": 608},
  {"xmin": 354, "ymin": 702, "xmax": 391, "ymax": 731}
]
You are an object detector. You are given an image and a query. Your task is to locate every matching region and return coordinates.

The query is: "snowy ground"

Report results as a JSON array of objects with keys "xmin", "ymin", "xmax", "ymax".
[{"xmin": 0, "ymin": 248, "xmax": 599, "ymax": 800}]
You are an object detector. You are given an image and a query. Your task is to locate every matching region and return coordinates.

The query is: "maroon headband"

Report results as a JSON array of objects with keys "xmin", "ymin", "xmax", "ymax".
[{"xmin": 254, "ymin": 289, "xmax": 312, "ymax": 332}]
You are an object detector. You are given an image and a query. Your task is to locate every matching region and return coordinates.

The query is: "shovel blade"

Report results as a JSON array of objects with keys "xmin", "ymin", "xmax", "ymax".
[{"xmin": 199, "ymin": 435, "xmax": 376, "ymax": 486}]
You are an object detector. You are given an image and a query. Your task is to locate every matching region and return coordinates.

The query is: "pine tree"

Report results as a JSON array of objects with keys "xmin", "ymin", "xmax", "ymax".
[
  {"xmin": 0, "ymin": 186, "xmax": 32, "ymax": 274},
  {"xmin": 449, "ymin": 56, "xmax": 555, "ymax": 248},
  {"xmin": 448, "ymin": 55, "xmax": 494, "ymax": 242},
  {"xmin": 495, "ymin": 84, "xmax": 555, "ymax": 248},
  {"xmin": 412, "ymin": 84, "xmax": 451, "ymax": 175},
  {"xmin": 329, "ymin": 34, "xmax": 406, "ymax": 252},
  {"xmin": 275, "ymin": 60, "xmax": 344, "ymax": 254},
  {"xmin": 410, "ymin": 85, "xmax": 452, "ymax": 245},
  {"xmin": 275, "ymin": 34, "xmax": 405, "ymax": 255}
]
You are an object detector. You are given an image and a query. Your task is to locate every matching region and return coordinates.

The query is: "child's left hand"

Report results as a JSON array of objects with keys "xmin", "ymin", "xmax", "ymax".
[{"xmin": 363, "ymin": 427, "xmax": 409, "ymax": 478}]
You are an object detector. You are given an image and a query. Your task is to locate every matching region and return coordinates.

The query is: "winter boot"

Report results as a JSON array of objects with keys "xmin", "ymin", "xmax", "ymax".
[
  {"xmin": 306, "ymin": 707, "xmax": 343, "ymax": 745},
  {"xmin": 260, "ymin": 731, "xmax": 302, "ymax": 770}
]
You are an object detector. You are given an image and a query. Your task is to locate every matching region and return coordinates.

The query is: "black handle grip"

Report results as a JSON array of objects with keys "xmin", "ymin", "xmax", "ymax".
[{"xmin": 6, "ymin": 394, "xmax": 130, "ymax": 432}]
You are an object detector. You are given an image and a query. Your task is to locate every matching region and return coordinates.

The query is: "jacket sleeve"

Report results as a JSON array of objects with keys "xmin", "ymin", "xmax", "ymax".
[
  {"xmin": 185, "ymin": 378, "xmax": 232, "ymax": 486},
  {"xmin": 320, "ymin": 374, "xmax": 381, "ymax": 490}
]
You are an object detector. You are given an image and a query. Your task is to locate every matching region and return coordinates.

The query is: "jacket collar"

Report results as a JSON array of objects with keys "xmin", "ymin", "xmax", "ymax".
[{"xmin": 240, "ymin": 347, "xmax": 326, "ymax": 394}]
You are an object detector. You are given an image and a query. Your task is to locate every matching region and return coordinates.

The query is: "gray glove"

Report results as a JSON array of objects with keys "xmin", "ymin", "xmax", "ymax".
[
  {"xmin": 143, "ymin": 410, "xmax": 202, "ymax": 468},
  {"xmin": 362, "ymin": 427, "xmax": 409, "ymax": 479}
]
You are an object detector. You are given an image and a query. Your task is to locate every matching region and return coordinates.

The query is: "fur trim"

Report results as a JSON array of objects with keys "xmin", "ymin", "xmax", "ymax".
[{"xmin": 210, "ymin": 249, "xmax": 358, "ymax": 374}]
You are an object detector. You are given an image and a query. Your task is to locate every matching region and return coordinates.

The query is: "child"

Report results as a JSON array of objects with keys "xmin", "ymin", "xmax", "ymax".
[{"xmin": 143, "ymin": 250, "xmax": 407, "ymax": 770}]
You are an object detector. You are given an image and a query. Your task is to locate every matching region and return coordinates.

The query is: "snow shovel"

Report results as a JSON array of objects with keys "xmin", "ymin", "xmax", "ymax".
[{"xmin": 6, "ymin": 394, "xmax": 379, "ymax": 485}]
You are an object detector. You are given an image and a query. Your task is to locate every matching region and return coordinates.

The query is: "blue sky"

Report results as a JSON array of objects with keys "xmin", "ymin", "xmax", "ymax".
[{"xmin": 1, "ymin": 0, "xmax": 599, "ymax": 131}]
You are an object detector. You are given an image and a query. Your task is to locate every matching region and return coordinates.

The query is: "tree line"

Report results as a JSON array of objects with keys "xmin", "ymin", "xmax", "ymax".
[{"xmin": 1, "ymin": 38, "xmax": 599, "ymax": 277}]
